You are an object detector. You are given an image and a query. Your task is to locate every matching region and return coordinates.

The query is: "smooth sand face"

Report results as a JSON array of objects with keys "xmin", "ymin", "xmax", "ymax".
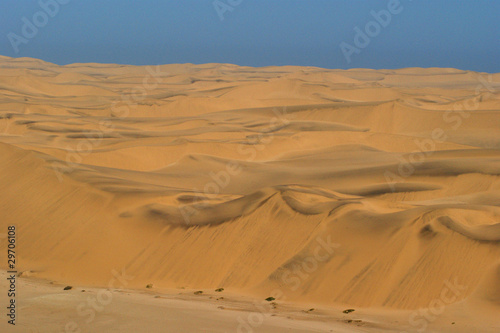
[{"xmin": 0, "ymin": 56, "xmax": 499, "ymax": 332}]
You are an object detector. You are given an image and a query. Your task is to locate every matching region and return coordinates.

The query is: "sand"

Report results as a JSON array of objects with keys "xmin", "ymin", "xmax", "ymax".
[{"xmin": 0, "ymin": 55, "xmax": 499, "ymax": 332}]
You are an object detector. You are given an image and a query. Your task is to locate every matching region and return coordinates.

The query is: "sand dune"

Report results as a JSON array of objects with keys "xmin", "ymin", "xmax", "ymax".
[{"xmin": 0, "ymin": 56, "xmax": 499, "ymax": 331}]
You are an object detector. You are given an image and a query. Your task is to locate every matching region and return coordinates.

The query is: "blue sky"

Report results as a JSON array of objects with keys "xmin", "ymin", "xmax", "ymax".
[{"xmin": 0, "ymin": 0, "xmax": 498, "ymax": 72}]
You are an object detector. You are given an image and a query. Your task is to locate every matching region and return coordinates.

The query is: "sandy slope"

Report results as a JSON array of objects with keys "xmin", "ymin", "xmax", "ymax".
[{"xmin": 0, "ymin": 56, "xmax": 499, "ymax": 332}]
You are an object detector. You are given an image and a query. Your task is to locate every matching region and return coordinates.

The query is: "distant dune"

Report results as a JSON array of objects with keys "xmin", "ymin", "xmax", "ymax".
[{"xmin": 0, "ymin": 56, "xmax": 499, "ymax": 332}]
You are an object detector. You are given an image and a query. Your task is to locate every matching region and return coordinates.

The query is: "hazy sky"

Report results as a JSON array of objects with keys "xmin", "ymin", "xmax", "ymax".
[{"xmin": 0, "ymin": 0, "xmax": 498, "ymax": 72}]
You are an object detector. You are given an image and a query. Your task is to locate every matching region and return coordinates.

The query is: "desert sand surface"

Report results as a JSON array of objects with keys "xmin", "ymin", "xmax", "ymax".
[{"xmin": 0, "ymin": 55, "xmax": 499, "ymax": 332}]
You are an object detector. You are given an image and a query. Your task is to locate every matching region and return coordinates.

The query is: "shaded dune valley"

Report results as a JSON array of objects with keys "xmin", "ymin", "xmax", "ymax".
[{"xmin": 0, "ymin": 56, "xmax": 499, "ymax": 332}]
